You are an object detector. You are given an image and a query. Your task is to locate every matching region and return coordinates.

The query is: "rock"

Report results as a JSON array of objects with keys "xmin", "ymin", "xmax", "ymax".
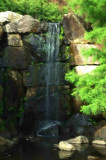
[
  {"xmin": 75, "ymin": 65, "xmax": 98, "ymax": 75},
  {"xmin": 63, "ymin": 13, "xmax": 86, "ymax": 44},
  {"xmin": 17, "ymin": 15, "xmax": 40, "ymax": 33},
  {"xmin": 67, "ymin": 136, "xmax": 89, "ymax": 144},
  {"xmin": 23, "ymin": 34, "xmax": 46, "ymax": 61},
  {"xmin": 2, "ymin": 69, "xmax": 24, "ymax": 133},
  {"xmin": 3, "ymin": 47, "xmax": 31, "ymax": 69},
  {"xmin": 0, "ymin": 25, "xmax": 3, "ymax": 39},
  {"xmin": 67, "ymin": 113, "xmax": 91, "ymax": 127},
  {"xmin": 94, "ymin": 126, "xmax": 106, "ymax": 140},
  {"xmin": 74, "ymin": 144, "xmax": 88, "ymax": 151},
  {"xmin": 83, "ymin": 121, "xmax": 106, "ymax": 141},
  {"xmin": 0, "ymin": 136, "xmax": 14, "ymax": 146},
  {"xmin": 88, "ymin": 156, "xmax": 105, "ymax": 160},
  {"xmin": 5, "ymin": 15, "xmax": 40, "ymax": 33},
  {"xmin": 92, "ymin": 140, "xmax": 106, "ymax": 145},
  {"xmin": 59, "ymin": 150, "xmax": 74, "ymax": 159},
  {"xmin": 4, "ymin": 22, "xmax": 18, "ymax": 33},
  {"xmin": 23, "ymin": 63, "xmax": 69, "ymax": 86},
  {"xmin": 59, "ymin": 141, "xmax": 76, "ymax": 151},
  {"xmin": 7, "ymin": 34, "xmax": 23, "ymax": 46},
  {"xmin": 37, "ymin": 120, "xmax": 60, "ymax": 137},
  {"xmin": 70, "ymin": 44, "xmax": 100, "ymax": 65},
  {"xmin": 40, "ymin": 21, "xmax": 48, "ymax": 32},
  {"xmin": 23, "ymin": 86, "xmax": 71, "ymax": 122},
  {"xmin": 93, "ymin": 144, "xmax": 106, "ymax": 156},
  {"xmin": 0, "ymin": 11, "xmax": 23, "ymax": 24},
  {"xmin": 66, "ymin": 113, "xmax": 91, "ymax": 136}
]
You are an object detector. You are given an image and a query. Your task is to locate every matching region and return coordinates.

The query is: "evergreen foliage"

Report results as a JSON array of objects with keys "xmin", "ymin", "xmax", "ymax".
[
  {"xmin": 0, "ymin": 0, "xmax": 67, "ymax": 22},
  {"xmin": 65, "ymin": 0, "xmax": 106, "ymax": 115}
]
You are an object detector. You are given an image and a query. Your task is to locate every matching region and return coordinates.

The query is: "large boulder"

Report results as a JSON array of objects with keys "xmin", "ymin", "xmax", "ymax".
[
  {"xmin": 70, "ymin": 44, "xmax": 100, "ymax": 65},
  {"xmin": 66, "ymin": 113, "xmax": 91, "ymax": 136},
  {"xmin": 17, "ymin": 15, "xmax": 40, "ymax": 33},
  {"xmin": 0, "ymin": 11, "xmax": 23, "ymax": 24},
  {"xmin": 67, "ymin": 136, "xmax": 89, "ymax": 144},
  {"xmin": 63, "ymin": 13, "xmax": 86, "ymax": 44},
  {"xmin": 37, "ymin": 120, "xmax": 60, "ymax": 137},
  {"xmin": 59, "ymin": 141, "xmax": 75, "ymax": 151},
  {"xmin": 5, "ymin": 15, "xmax": 40, "ymax": 33},
  {"xmin": 7, "ymin": 34, "xmax": 23, "ymax": 46}
]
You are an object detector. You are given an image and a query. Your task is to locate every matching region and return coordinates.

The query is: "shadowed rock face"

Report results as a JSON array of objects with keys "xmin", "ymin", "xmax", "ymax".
[
  {"xmin": 0, "ymin": 25, "xmax": 3, "ymax": 40},
  {"xmin": 2, "ymin": 47, "xmax": 31, "ymax": 69}
]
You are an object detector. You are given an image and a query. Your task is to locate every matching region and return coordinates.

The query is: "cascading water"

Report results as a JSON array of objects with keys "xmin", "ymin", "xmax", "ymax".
[
  {"xmin": 37, "ymin": 23, "xmax": 61, "ymax": 136},
  {"xmin": 45, "ymin": 23, "xmax": 60, "ymax": 120}
]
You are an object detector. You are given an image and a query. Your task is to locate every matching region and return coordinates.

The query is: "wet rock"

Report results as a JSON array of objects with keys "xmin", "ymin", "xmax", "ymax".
[
  {"xmin": 24, "ymin": 86, "xmax": 71, "ymax": 121},
  {"xmin": 59, "ymin": 150, "xmax": 74, "ymax": 159},
  {"xmin": 0, "ymin": 11, "xmax": 23, "ymax": 24},
  {"xmin": 40, "ymin": 21, "xmax": 48, "ymax": 32},
  {"xmin": 88, "ymin": 156, "xmax": 105, "ymax": 160},
  {"xmin": 73, "ymin": 144, "xmax": 88, "ymax": 151},
  {"xmin": 75, "ymin": 65, "xmax": 98, "ymax": 75},
  {"xmin": 92, "ymin": 140, "xmax": 106, "ymax": 145},
  {"xmin": 7, "ymin": 34, "xmax": 23, "ymax": 46},
  {"xmin": 66, "ymin": 113, "xmax": 91, "ymax": 136},
  {"xmin": 23, "ymin": 34, "xmax": 46, "ymax": 61},
  {"xmin": 70, "ymin": 44, "xmax": 100, "ymax": 65},
  {"xmin": 63, "ymin": 13, "xmax": 86, "ymax": 44},
  {"xmin": 67, "ymin": 136, "xmax": 89, "ymax": 144},
  {"xmin": 0, "ymin": 136, "xmax": 14, "ymax": 146},
  {"xmin": 59, "ymin": 141, "xmax": 76, "ymax": 151},
  {"xmin": 67, "ymin": 113, "xmax": 91, "ymax": 127},
  {"xmin": 37, "ymin": 120, "xmax": 60, "ymax": 137},
  {"xmin": 23, "ymin": 63, "xmax": 69, "ymax": 86}
]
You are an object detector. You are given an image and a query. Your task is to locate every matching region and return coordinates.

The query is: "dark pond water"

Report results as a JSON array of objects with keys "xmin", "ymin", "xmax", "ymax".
[{"xmin": 0, "ymin": 138, "xmax": 106, "ymax": 160}]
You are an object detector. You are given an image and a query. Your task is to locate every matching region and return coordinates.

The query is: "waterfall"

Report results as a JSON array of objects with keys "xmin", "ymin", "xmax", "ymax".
[
  {"xmin": 45, "ymin": 23, "xmax": 60, "ymax": 120},
  {"xmin": 37, "ymin": 23, "xmax": 61, "ymax": 136}
]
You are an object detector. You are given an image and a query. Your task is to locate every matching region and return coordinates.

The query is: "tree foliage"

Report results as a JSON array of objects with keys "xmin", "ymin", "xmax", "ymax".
[{"xmin": 65, "ymin": 0, "xmax": 106, "ymax": 115}]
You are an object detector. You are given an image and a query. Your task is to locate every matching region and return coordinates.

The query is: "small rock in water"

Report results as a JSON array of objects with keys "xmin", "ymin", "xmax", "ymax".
[
  {"xmin": 59, "ymin": 150, "xmax": 74, "ymax": 159},
  {"xmin": 67, "ymin": 136, "xmax": 89, "ymax": 144},
  {"xmin": 59, "ymin": 141, "xmax": 76, "ymax": 151},
  {"xmin": 88, "ymin": 156, "xmax": 106, "ymax": 160},
  {"xmin": 92, "ymin": 140, "xmax": 106, "ymax": 145}
]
